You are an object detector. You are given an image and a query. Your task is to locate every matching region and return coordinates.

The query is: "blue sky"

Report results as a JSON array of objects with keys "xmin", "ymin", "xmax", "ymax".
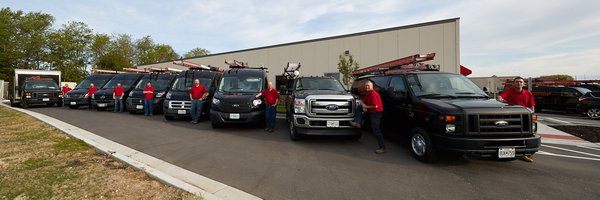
[{"xmin": 5, "ymin": 0, "xmax": 600, "ymax": 79}]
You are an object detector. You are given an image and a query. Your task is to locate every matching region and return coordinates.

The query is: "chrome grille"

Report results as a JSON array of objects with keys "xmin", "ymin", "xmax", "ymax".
[
  {"xmin": 169, "ymin": 101, "xmax": 191, "ymax": 109},
  {"xmin": 308, "ymin": 97, "xmax": 354, "ymax": 118}
]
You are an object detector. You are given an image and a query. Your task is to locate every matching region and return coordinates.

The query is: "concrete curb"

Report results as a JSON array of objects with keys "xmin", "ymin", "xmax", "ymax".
[
  {"xmin": 1, "ymin": 103, "xmax": 261, "ymax": 200},
  {"xmin": 538, "ymin": 122, "xmax": 600, "ymax": 148}
]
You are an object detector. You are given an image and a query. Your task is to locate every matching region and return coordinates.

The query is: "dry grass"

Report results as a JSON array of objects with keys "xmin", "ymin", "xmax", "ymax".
[{"xmin": 0, "ymin": 107, "xmax": 203, "ymax": 200}]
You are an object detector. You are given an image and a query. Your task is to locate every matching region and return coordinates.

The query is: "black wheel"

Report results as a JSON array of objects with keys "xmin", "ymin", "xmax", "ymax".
[
  {"xmin": 164, "ymin": 115, "xmax": 174, "ymax": 120},
  {"xmin": 69, "ymin": 105, "xmax": 79, "ymax": 109},
  {"xmin": 211, "ymin": 119, "xmax": 223, "ymax": 129},
  {"xmin": 288, "ymin": 118, "xmax": 302, "ymax": 141},
  {"xmin": 586, "ymin": 107, "xmax": 600, "ymax": 119},
  {"xmin": 21, "ymin": 101, "xmax": 28, "ymax": 109},
  {"xmin": 409, "ymin": 127, "xmax": 437, "ymax": 162}
]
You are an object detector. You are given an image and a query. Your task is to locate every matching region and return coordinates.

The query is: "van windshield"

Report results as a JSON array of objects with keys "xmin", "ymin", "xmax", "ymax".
[
  {"xmin": 24, "ymin": 81, "xmax": 58, "ymax": 90},
  {"xmin": 219, "ymin": 76, "xmax": 263, "ymax": 93},
  {"xmin": 135, "ymin": 77, "xmax": 172, "ymax": 90},
  {"xmin": 171, "ymin": 77, "xmax": 212, "ymax": 91},
  {"xmin": 76, "ymin": 77, "xmax": 110, "ymax": 89},
  {"xmin": 102, "ymin": 78, "xmax": 137, "ymax": 89},
  {"xmin": 406, "ymin": 73, "xmax": 488, "ymax": 98}
]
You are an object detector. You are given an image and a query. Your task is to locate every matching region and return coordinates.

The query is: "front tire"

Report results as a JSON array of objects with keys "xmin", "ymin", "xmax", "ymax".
[
  {"xmin": 211, "ymin": 119, "xmax": 223, "ymax": 129},
  {"xmin": 21, "ymin": 101, "xmax": 28, "ymax": 109},
  {"xmin": 586, "ymin": 107, "xmax": 600, "ymax": 119},
  {"xmin": 409, "ymin": 127, "xmax": 437, "ymax": 162},
  {"xmin": 288, "ymin": 118, "xmax": 302, "ymax": 141}
]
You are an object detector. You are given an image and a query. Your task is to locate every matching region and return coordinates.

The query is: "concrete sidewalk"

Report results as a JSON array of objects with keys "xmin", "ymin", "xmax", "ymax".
[
  {"xmin": 537, "ymin": 122, "xmax": 600, "ymax": 148},
  {"xmin": 1, "ymin": 102, "xmax": 261, "ymax": 200}
]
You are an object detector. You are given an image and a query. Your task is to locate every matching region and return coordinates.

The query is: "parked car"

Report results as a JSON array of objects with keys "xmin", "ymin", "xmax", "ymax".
[
  {"xmin": 279, "ymin": 63, "xmax": 360, "ymax": 140},
  {"xmin": 210, "ymin": 63, "xmax": 268, "ymax": 128},
  {"xmin": 91, "ymin": 73, "xmax": 144, "ymax": 111},
  {"xmin": 576, "ymin": 91, "xmax": 600, "ymax": 119},
  {"xmin": 163, "ymin": 67, "xmax": 222, "ymax": 120},
  {"xmin": 126, "ymin": 73, "xmax": 176, "ymax": 114},
  {"xmin": 64, "ymin": 74, "xmax": 116, "ymax": 109},
  {"xmin": 9, "ymin": 69, "xmax": 62, "ymax": 108},
  {"xmin": 531, "ymin": 86, "xmax": 591, "ymax": 113},
  {"xmin": 352, "ymin": 70, "xmax": 539, "ymax": 162}
]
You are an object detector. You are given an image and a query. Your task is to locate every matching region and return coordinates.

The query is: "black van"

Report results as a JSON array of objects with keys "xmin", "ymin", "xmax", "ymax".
[
  {"xmin": 91, "ymin": 73, "xmax": 144, "ymax": 111},
  {"xmin": 64, "ymin": 74, "xmax": 116, "ymax": 109},
  {"xmin": 210, "ymin": 65, "xmax": 268, "ymax": 128},
  {"xmin": 163, "ymin": 67, "xmax": 222, "ymax": 120},
  {"xmin": 531, "ymin": 86, "xmax": 591, "ymax": 112},
  {"xmin": 126, "ymin": 73, "xmax": 176, "ymax": 114},
  {"xmin": 576, "ymin": 84, "xmax": 600, "ymax": 92}
]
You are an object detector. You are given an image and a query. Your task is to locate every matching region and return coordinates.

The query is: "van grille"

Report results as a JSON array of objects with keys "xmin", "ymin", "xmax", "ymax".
[
  {"xmin": 468, "ymin": 114, "xmax": 531, "ymax": 134},
  {"xmin": 169, "ymin": 101, "xmax": 191, "ymax": 109}
]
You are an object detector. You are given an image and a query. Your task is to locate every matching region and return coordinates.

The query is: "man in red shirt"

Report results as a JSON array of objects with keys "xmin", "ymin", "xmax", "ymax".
[
  {"xmin": 87, "ymin": 83, "xmax": 97, "ymax": 110},
  {"xmin": 112, "ymin": 83, "xmax": 125, "ymax": 112},
  {"xmin": 255, "ymin": 82, "xmax": 279, "ymax": 132},
  {"xmin": 362, "ymin": 81, "xmax": 386, "ymax": 154},
  {"xmin": 143, "ymin": 82, "xmax": 155, "ymax": 116},
  {"xmin": 189, "ymin": 79, "xmax": 208, "ymax": 124},
  {"xmin": 498, "ymin": 76, "xmax": 536, "ymax": 162},
  {"xmin": 61, "ymin": 83, "xmax": 72, "ymax": 95}
]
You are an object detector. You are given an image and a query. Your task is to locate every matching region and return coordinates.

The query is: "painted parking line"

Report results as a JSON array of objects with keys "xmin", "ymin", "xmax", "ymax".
[
  {"xmin": 542, "ymin": 144, "xmax": 600, "ymax": 158},
  {"xmin": 538, "ymin": 133, "xmax": 583, "ymax": 141},
  {"xmin": 540, "ymin": 117, "xmax": 572, "ymax": 124},
  {"xmin": 537, "ymin": 151, "xmax": 600, "ymax": 162},
  {"xmin": 576, "ymin": 145, "xmax": 600, "ymax": 152}
]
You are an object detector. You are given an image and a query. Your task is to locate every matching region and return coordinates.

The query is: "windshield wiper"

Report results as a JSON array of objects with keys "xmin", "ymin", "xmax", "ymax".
[{"xmin": 418, "ymin": 94, "xmax": 457, "ymax": 98}]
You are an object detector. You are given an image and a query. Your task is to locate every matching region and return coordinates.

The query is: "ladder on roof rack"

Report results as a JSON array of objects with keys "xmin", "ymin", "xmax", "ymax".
[
  {"xmin": 173, "ymin": 60, "xmax": 223, "ymax": 72},
  {"xmin": 351, "ymin": 53, "xmax": 438, "ymax": 77},
  {"xmin": 224, "ymin": 59, "xmax": 268, "ymax": 70}
]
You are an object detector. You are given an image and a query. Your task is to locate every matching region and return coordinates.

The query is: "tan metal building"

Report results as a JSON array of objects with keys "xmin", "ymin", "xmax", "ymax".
[
  {"xmin": 138, "ymin": 18, "xmax": 461, "ymax": 81},
  {"xmin": 469, "ymin": 75, "xmax": 518, "ymax": 98}
]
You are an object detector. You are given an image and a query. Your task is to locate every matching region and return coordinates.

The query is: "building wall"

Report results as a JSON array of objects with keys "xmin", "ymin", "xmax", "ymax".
[{"xmin": 140, "ymin": 18, "xmax": 460, "ymax": 82}]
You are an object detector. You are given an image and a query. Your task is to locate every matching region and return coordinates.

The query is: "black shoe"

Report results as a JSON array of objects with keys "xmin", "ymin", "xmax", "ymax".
[
  {"xmin": 375, "ymin": 148, "xmax": 386, "ymax": 154},
  {"xmin": 349, "ymin": 121, "xmax": 362, "ymax": 128},
  {"xmin": 191, "ymin": 120, "xmax": 198, "ymax": 124}
]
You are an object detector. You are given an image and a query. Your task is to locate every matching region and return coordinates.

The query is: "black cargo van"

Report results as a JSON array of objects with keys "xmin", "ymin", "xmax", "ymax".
[
  {"xmin": 126, "ymin": 73, "xmax": 176, "ymax": 114},
  {"xmin": 210, "ymin": 65, "xmax": 268, "ymax": 128},
  {"xmin": 531, "ymin": 86, "xmax": 591, "ymax": 112},
  {"xmin": 91, "ymin": 73, "xmax": 144, "ymax": 111},
  {"xmin": 64, "ymin": 74, "xmax": 116, "ymax": 109},
  {"xmin": 163, "ymin": 67, "xmax": 222, "ymax": 120}
]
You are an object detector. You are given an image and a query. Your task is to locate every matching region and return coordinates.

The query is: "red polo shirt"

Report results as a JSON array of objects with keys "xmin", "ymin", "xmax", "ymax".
[
  {"xmin": 261, "ymin": 89, "xmax": 279, "ymax": 105},
  {"xmin": 189, "ymin": 84, "xmax": 207, "ymax": 100},
  {"xmin": 499, "ymin": 88, "xmax": 535, "ymax": 109},
  {"xmin": 363, "ymin": 90, "xmax": 383, "ymax": 113},
  {"xmin": 143, "ymin": 86, "xmax": 154, "ymax": 100},
  {"xmin": 61, "ymin": 86, "xmax": 71, "ymax": 94},
  {"xmin": 114, "ymin": 86, "xmax": 124, "ymax": 97},
  {"xmin": 87, "ymin": 86, "xmax": 97, "ymax": 97}
]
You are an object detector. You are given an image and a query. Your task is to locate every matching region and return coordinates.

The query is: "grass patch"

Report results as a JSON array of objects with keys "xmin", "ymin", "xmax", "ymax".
[{"xmin": 0, "ymin": 106, "xmax": 202, "ymax": 199}]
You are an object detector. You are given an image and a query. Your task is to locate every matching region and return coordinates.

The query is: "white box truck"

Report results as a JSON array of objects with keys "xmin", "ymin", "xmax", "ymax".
[{"xmin": 9, "ymin": 69, "xmax": 62, "ymax": 108}]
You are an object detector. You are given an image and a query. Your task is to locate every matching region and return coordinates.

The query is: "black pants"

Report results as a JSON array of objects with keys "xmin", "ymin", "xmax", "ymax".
[
  {"xmin": 369, "ymin": 112, "xmax": 385, "ymax": 149},
  {"xmin": 88, "ymin": 97, "xmax": 92, "ymax": 110}
]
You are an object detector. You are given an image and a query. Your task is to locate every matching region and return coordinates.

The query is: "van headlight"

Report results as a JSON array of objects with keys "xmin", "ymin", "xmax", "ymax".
[
  {"xmin": 445, "ymin": 124, "xmax": 456, "ymax": 133},
  {"xmin": 166, "ymin": 92, "xmax": 172, "ymax": 99},
  {"xmin": 252, "ymin": 99, "xmax": 262, "ymax": 108},
  {"xmin": 212, "ymin": 98, "xmax": 220, "ymax": 105},
  {"xmin": 91, "ymin": 93, "xmax": 95, "ymax": 99},
  {"xmin": 83, "ymin": 93, "xmax": 88, "ymax": 98},
  {"xmin": 294, "ymin": 99, "xmax": 306, "ymax": 113},
  {"xmin": 129, "ymin": 91, "xmax": 134, "ymax": 96},
  {"xmin": 156, "ymin": 91, "xmax": 166, "ymax": 98}
]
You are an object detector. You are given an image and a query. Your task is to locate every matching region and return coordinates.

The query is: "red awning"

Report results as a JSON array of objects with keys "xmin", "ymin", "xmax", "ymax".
[{"xmin": 460, "ymin": 65, "xmax": 472, "ymax": 76}]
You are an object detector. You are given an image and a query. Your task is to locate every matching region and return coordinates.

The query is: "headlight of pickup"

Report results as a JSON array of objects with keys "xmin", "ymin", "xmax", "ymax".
[
  {"xmin": 252, "ymin": 99, "xmax": 263, "ymax": 108},
  {"xmin": 212, "ymin": 98, "xmax": 220, "ymax": 105},
  {"xmin": 294, "ymin": 99, "xmax": 306, "ymax": 114},
  {"xmin": 155, "ymin": 91, "xmax": 166, "ymax": 98}
]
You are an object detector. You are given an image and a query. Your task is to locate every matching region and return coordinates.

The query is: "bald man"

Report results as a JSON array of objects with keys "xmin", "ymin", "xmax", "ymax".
[{"xmin": 256, "ymin": 82, "xmax": 279, "ymax": 132}]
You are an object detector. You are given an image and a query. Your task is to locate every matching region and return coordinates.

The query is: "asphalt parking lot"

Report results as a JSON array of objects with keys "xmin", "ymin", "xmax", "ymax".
[{"xmin": 18, "ymin": 105, "xmax": 600, "ymax": 199}]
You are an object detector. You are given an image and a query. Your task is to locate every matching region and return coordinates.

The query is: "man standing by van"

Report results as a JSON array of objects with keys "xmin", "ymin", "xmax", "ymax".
[
  {"xmin": 361, "ymin": 81, "xmax": 386, "ymax": 154},
  {"xmin": 498, "ymin": 76, "xmax": 536, "ymax": 162},
  {"xmin": 255, "ymin": 82, "xmax": 279, "ymax": 132},
  {"xmin": 61, "ymin": 83, "xmax": 72, "ymax": 95},
  {"xmin": 87, "ymin": 83, "xmax": 97, "ymax": 110},
  {"xmin": 113, "ymin": 83, "xmax": 124, "ymax": 112},
  {"xmin": 189, "ymin": 79, "xmax": 208, "ymax": 124},
  {"xmin": 143, "ymin": 82, "xmax": 155, "ymax": 116}
]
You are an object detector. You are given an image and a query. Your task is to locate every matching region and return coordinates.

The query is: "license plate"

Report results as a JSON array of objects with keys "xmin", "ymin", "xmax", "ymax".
[
  {"xmin": 136, "ymin": 105, "xmax": 143, "ymax": 109},
  {"xmin": 98, "ymin": 103, "xmax": 107, "ymax": 107},
  {"xmin": 177, "ymin": 110, "xmax": 186, "ymax": 114},
  {"xmin": 230, "ymin": 113, "xmax": 240, "ymax": 119},
  {"xmin": 70, "ymin": 102, "xmax": 76, "ymax": 105},
  {"xmin": 498, "ymin": 148, "xmax": 516, "ymax": 158},
  {"xmin": 326, "ymin": 121, "xmax": 339, "ymax": 127},
  {"xmin": 42, "ymin": 98, "xmax": 50, "ymax": 102}
]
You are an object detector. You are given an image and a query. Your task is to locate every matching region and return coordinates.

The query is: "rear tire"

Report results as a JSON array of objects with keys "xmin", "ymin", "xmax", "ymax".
[
  {"xmin": 586, "ymin": 107, "xmax": 600, "ymax": 119},
  {"xmin": 409, "ymin": 127, "xmax": 437, "ymax": 162}
]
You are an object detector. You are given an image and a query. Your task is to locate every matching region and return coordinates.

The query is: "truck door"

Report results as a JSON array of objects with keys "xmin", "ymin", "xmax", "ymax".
[{"xmin": 384, "ymin": 75, "xmax": 410, "ymax": 131}]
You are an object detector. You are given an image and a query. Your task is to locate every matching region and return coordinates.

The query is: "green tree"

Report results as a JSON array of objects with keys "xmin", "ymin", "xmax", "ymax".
[
  {"xmin": 183, "ymin": 47, "xmax": 210, "ymax": 58},
  {"xmin": 90, "ymin": 33, "xmax": 110, "ymax": 68},
  {"xmin": 46, "ymin": 21, "xmax": 93, "ymax": 83},
  {"xmin": 152, "ymin": 44, "xmax": 179, "ymax": 63},
  {"xmin": 337, "ymin": 53, "xmax": 359, "ymax": 88},
  {"xmin": 539, "ymin": 74, "xmax": 574, "ymax": 81},
  {"xmin": 134, "ymin": 35, "xmax": 155, "ymax": 65}
]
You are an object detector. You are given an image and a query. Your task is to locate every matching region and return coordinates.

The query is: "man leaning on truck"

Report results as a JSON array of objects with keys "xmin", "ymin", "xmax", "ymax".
[
  {"xmin": 189, "ymin": 79, "xmax": 208, "ymax": 124},
  {"xmin": 87, "ymin": 83, "xmax": 97, "ymax": 110},
  {"xmin": 498, "ymin": 76, "xmax": 536, "ymax": 162}
]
